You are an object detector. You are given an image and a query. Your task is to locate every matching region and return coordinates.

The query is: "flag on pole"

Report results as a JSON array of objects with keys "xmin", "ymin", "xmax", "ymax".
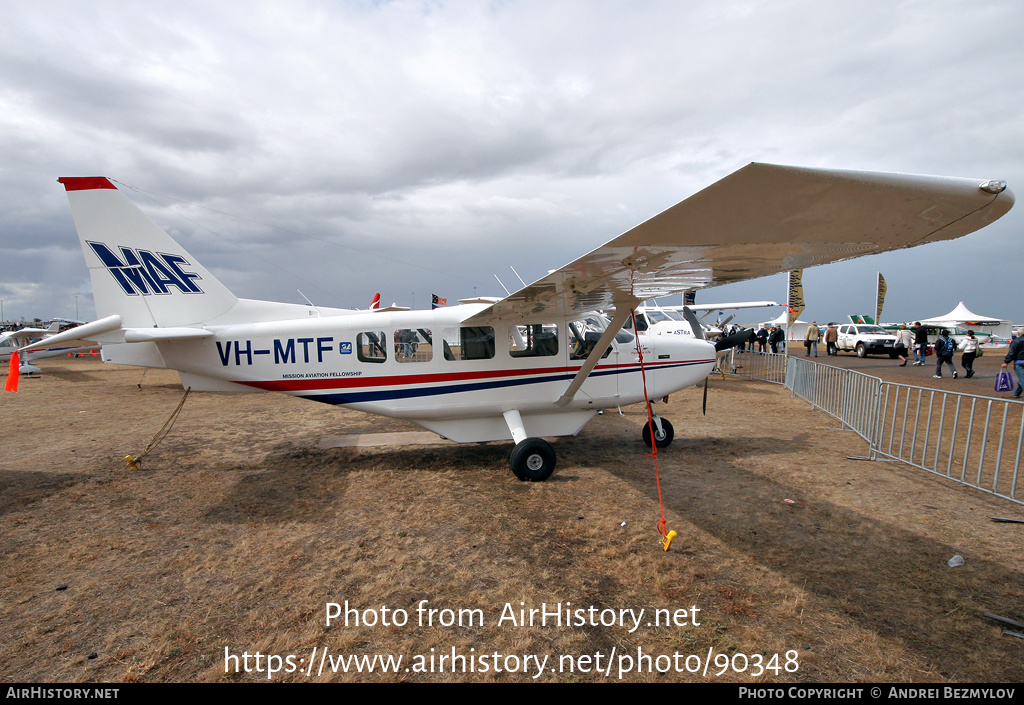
[
  {"xmin": 875, "ymin": 273, "xmax": 887, "ymax": 326},
  {"xmin": 432, "ymin": 294, "xmax": 447, "ymax": 309},
  {"xmin": 787, "ymin": 269, "xmax": 805, "ymax": 328}
]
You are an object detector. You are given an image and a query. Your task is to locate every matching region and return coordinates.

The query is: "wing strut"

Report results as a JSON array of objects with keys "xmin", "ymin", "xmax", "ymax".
[{"xmin": 555, "ymin": 305, "xmax": 635, "ymax": 407}]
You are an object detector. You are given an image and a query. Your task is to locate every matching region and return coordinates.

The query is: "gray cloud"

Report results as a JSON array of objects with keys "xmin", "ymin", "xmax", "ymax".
[{"xmin": 0, "ymin": 0, "xmax": 1021, "ymax": 325}]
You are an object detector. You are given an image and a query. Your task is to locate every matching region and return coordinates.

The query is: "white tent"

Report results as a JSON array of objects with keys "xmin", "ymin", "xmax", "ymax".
[
  {"xmin": 758, "ymin": 310, "xmax": 812, "ymax": 341},
  {"xmin": 919, "ymin": 301, "xmax": 1013, "ymax": 339}
]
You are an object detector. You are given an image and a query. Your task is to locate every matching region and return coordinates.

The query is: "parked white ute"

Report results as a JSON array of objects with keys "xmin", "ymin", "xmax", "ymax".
[{"xmin": 836, "ymin": 324, "xmax": 899, "ymax": 358}]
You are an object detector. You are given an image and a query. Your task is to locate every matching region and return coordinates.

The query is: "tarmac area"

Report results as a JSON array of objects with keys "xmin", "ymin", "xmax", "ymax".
[
  {"xmin": 744, "ymin": 344, "xmax": 1017, "ymax": 395},
  {"xmin": 2, "ymin": 354, "xmax": 1023, "ymax": 682}
]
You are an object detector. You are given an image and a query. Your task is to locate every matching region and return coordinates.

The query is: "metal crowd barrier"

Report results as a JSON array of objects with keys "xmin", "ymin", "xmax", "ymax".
[
  {"xmin": 784, "ymin": 356, "xmax": 883, "ymax": 443},
  {"xmin": 871, "ymin": 383, "xmax": 1023, "ymax": 505},
  {"xmin": 729, "ymin": 349, "xmax": 788, "ymax": 385},
  {"xmin": 733, "ymin": 353, "xmax": 1024, "ymax": 506}
]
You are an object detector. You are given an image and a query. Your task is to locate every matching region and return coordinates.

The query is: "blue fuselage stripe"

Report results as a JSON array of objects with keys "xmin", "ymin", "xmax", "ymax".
[{"xmin": 295, "ymin": 360, "xmax": 710, "ymax": 405}]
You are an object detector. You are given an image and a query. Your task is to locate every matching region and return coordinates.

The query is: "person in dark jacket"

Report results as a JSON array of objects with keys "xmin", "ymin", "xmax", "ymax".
[
  {"xmin": 912, "ymin": 322, "xmax": 928, "ymax": 365},
  {"xmin": 1002, "ymin": 328, "xmax": 1024, "ymax": 398},
  {"xmin": 933, "ymin": 329, "xmax": 957, "ymax": 379},
  {"xmin": 756, "ymin": 326, "xmax": 768, "ymax": 352}
]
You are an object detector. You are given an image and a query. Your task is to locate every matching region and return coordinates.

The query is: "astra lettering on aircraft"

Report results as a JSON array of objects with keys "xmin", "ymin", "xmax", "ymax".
[
  {"xmin": 87, "ymin": 241, "xmax": 204, "ymax": 296},
  {"xmin": 12, "ymin": 167, "xmax": 1014, "ymax": 482}
]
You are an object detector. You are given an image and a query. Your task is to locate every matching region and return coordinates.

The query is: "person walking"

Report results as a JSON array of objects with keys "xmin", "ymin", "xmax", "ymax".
[
  {"xmin": 825, "ymin": 323, "xmax": 838, "ymax": 356},
  {"xmin": 958, "ymin": 330, "xmax": 979, "ymax": 378},
  {"xmin": 805, "ymin": 321, "xmax": 820, "ymax": 357},
  {"xmin": 912, "ymin": 322, "xmax": 928, "ymax": 365},
  {"xmin": 933, "ymin": 329, "xmax": 957, "ymax": 379},
  {"xmin": 894, "ymin": 324, "xmax": 913, "ymax": 366},
  {"xmin": 1001, "ymin": 328, "xmax": 1024, "ymax": 398}
]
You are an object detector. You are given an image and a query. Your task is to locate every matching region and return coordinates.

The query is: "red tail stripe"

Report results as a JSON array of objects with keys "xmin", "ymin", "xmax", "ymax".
[{"xmin": 57, "ymin": 177, "xmax": 117, "ymax": 192}]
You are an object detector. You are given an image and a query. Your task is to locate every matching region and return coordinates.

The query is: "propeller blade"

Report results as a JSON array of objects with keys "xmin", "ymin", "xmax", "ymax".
[{"xmin": 714, "ymin": 327, "xmax": 753, "ymax": 352}]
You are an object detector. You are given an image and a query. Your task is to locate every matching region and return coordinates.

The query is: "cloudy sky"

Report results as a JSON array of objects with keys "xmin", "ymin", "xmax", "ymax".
[{"xmin": 1, "ymin": 0, "xmax": 1021, "ymax": 326}]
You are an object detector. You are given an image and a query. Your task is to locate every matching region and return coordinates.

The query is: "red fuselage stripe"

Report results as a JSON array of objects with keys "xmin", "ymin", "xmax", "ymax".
[{"xmin": 237, "ymin": 358, "xmax": 712, "ymax": 392}]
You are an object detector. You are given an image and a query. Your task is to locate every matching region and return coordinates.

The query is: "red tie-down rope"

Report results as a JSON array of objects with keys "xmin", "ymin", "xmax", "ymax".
[
  {"xmin": 627, "ymin": 270, "xmax": 677, "ymax": 550},
  {"xmin": 626, "ymin": 307, "xmax": 678, "ymax": 554},
  {"xmin": 629, "ymin": 309, "xmax": 668, "ymax": 541}
]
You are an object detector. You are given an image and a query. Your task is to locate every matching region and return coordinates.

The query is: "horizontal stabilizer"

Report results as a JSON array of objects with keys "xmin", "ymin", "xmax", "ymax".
[
  {"xmin": 123, "ymin": 328, "xmax": 214, "ymax": 343},
  {"xmin": 20, "ymin": 315, "xmax": 123, "ymax": 352}
]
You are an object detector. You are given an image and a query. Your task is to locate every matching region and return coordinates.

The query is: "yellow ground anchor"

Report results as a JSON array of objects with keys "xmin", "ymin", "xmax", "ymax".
[
  {"xmin": 123, "ymin": 387, "xmax": 191, "ymax": 472},
  {"xmin": 662, "ymin": 529, "xmax": 678, "ymax": 551}
]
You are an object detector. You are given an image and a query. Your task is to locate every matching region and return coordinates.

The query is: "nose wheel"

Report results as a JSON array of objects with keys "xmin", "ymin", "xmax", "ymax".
[
  {"xmin": 642, "ymin": 417, "xmax": 674, "ymax": 448},
  {"xmin": 509, "ymin": 438, "xmax": 557, "ymax": 481}
]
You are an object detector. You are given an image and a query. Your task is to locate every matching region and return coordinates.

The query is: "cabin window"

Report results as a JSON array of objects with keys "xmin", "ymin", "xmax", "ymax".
[
  {"xmin": 394, "ymin": 328, "xmax": 432, "ymax": 363},
  {"xmin": 357, "ymin": 331, "xmax": 387, "ymax": 363},
  {"xmin": 569, "ymin": 317, "xmax": 613, "ymax": 360},
  {"xmin": 443, "ymin": 326, "xmax": 495, "ymax": 361},
  {"xmin": 509, "ymin": 324, "xmax": 558, "ymax": 358}
]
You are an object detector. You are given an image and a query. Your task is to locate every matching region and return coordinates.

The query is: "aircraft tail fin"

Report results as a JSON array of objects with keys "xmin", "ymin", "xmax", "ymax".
[{"xmin": 58, "ymin": 177, "xmax": 238, "ymax": 328}]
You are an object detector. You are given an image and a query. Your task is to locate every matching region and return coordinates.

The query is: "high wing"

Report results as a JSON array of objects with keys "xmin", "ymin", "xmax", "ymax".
[
  {"xmin": 1, "ymin": 328, "xmax": 49, "ymax": 347},
  {"xmin": 463, "ymin": 163, "xmax": 1013, "ymax": 325}
]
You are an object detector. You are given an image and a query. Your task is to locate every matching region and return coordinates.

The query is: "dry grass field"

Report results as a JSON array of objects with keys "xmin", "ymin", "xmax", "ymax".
[{"xmin": 2, "ymin": 355, "xmax": 1023, "ymax": 683}]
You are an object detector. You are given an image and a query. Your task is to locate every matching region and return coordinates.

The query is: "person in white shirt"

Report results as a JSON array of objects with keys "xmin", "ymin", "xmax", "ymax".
[
  {"xmin": 894, "ymin": 324, "xmax": 914, "ymax": 367},
  {"xmin": 958, "ymin": 330, "xmax": 979, "ymax": 379}
]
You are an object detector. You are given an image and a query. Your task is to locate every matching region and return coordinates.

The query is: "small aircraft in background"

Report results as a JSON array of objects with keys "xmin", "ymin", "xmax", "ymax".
[
  {"xmin": 623, "ymin": 300, "xmax": 780, "ymax": 340},
  {"xmin": 1, "ymin": 321, "xmax": 98, "ymax": 374},
  {"xmin": 12, "ymin": 164, "xmax": 1014, "ymax": 480}
]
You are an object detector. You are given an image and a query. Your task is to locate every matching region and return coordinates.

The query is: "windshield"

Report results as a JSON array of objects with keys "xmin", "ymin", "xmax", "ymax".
[{"xmin": 569, "ymin": 314, "xmax": 634, "ymax": 349}]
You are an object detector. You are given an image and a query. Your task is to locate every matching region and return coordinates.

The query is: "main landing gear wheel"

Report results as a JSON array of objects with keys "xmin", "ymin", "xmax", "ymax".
[
  {"xmin": 642, "ymin": 418, "xmax": 675, "ymax": 448},
  {"xmin": 509, "ymin": 438, "xmax": 557, "ymax": 482}
]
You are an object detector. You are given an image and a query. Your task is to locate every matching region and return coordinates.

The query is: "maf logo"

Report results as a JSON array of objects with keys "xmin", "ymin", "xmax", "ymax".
[{"xmin": 88, "ymin": 241, "xmax": 204, "ymax": 296}]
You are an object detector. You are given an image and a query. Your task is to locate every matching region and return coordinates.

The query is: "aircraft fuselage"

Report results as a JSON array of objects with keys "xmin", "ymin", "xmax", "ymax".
[{"xmin": 110, "ymin": 304, "xmax": 716, "ymax": 443}]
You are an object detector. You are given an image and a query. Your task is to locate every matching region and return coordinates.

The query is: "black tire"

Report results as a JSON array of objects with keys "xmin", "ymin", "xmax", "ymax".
[
  {"xmin": 642, "ymin": 418, "xmax": 675, "ymax": 448},
  {"xmin": 856, "ymin": 343, "xmax": 867, "ymax": 358},
  {"xmin": 509, "ymin": 438, "xmax": 556, "ymax": 482}
]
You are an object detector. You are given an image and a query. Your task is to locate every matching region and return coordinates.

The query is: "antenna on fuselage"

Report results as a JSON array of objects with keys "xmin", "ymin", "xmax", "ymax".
[
  {"xmin": 297, "ymin": 290, "xmax": 322, "ymax": 317},
  {"xmin": 510, "ymin": 266, "xmax": 527, "ymax": 288},
  {"xmin": 493, "ymin": 274, "xmax": 511, "ymax": 296}
]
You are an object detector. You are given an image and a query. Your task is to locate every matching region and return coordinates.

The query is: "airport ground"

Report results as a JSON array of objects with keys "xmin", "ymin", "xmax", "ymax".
[
  {"xmin": 740, "ymin": 343, "xmax": 1014, "ymax": 393},
  {"xmin": 1, "ymin": 354, "xmax": 1023, "ymax": 682}
]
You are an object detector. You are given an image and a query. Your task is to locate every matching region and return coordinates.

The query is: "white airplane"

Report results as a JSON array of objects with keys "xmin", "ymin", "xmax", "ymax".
[
  {"xmin": 623, "ymin": 301, "xmax": 780, "ymax": 339},
  {"xmin": 11, "ymin": 165, "xmax": 1014, "ymax": 481},
  {"xmin": 0, "ymin": 321, "xmax": 98, "ymax": 373}
]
